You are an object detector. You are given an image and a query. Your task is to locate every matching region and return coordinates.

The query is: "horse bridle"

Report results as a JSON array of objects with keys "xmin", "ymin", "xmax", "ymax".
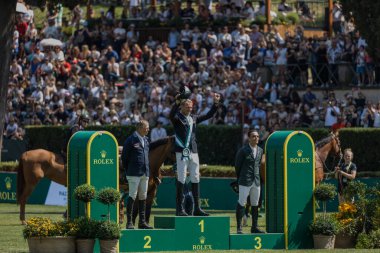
[{"xmin": 316, "ymin": 133, "xmax": 343, "ymax": 177}]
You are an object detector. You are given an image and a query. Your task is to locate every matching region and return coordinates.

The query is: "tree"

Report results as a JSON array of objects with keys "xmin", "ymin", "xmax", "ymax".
[{"xmin": 341, "ymin": 0, "xmax": 380, "ymax": 61}]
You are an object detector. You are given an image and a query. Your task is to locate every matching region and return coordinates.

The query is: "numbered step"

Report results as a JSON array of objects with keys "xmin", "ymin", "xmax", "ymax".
[
  {"xmin": 177, "ymin": 216, "xmax": 230, "ymax": 250},
  {"xmin": 229, "ymin": 233, "xmax": 285, "ymax": 250},
  {"xmin": 120, "ymin": 229, "xmax": 176, "ymax": 252}
]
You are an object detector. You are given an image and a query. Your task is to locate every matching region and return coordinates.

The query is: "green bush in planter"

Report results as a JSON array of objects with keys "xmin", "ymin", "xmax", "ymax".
[
  {"xmin": 96, "ymin": 188, "xmax": 121, "ymax": 221},
  {"xmin": 97, "ymin": 221, "xmax": 121, "ymax": 240},
  {"xmin": 314, "ymin": 183, "xmax": 336, "ymax": 202},
  {"xmin": 309, "ymin": 214, "xmax": 339, "ymax": 236},
  {"xmin": 75, "ymin": 217, "xmax": 99, "ymax": 239},
  {"xmin": 356, "ymin": 229, "xmax": 380, "ymax": 249}
]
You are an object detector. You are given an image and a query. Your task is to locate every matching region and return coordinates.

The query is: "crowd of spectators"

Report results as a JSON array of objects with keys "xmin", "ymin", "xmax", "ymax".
[{"xmin": 5, "ymin": 1, "xmax": 380, "ymax": 142}]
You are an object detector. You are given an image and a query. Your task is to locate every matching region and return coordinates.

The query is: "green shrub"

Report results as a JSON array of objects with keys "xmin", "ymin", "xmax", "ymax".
[
  {"xmin": 96, "ymin": 188, "xmax": 121, "ymax": 206},
  {"xmin": 253, "ymin": 15, "xmax": 267, "ymax": 26},
  {"xmin": 356, "ymin": 229, "xmax": 380, "ymax": 249},
  {"xmin": 314, "ymin": 183, "xmax": 336, "ymax": 202},
  {"xmin": 97, "ymin": 221, "xmax": 121, "ymax": 240},
  {"xmin": 74, "ymin": 184, "xmax": 96, "ymax": 203},
  {"xmin": 75, "ymin": 217, "xmax": 98, "ymax": 239},
  {"xmin": 286, "ymin": 13, "xmax": 300, "ymax": 25},
  {"xmin": 309, "ymin": 214, "xmax": 339, "ymax": 236}
]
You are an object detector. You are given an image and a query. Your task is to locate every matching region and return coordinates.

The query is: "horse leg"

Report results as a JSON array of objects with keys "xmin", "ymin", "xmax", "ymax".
[
  {"xmin": 146, "ymin": 185, "xmax": 158, "ymax": 224},
  {"xmin": 19, "ymin": 184, "xmax": 36, "ymax": 225}
]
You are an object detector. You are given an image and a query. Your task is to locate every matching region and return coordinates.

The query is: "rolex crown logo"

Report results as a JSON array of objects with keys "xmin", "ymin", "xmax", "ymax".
[
  {"xmin": 199, "ymin": 236, "xmax": 206, "ymax": 244},
  {"xmin": 5, "ymin": 177, "xmax": 12, "ymax": 190},
  {"xmin": 100, "ymin": 150, "xmax": 107, "ymax": 158},
  {"xmin": 297, "ymin": 150, "xmax": 303, "ymax": 157}
]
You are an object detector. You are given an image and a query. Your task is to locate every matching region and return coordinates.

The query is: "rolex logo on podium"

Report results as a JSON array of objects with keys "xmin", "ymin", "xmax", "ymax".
[
  {"xmin": 100, "ymin": 150, "xmax": 107, "ymax": 158},
  {"xmin": 199, "ymin": 236, "xmax": 206, "ymax": 244},
  {"xmin": 297, "ymin": 149, "xmax": 303, "ymax": 157},
  {"xmin": 5, "ymin": 177, "xmax": 12, "ymax": 190}
]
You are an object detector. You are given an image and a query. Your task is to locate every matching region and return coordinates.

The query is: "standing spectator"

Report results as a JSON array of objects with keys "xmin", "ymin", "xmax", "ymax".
[
  {"xmin": 150, "ymin": 121, "xmax": 167, "ymax": 142},
  {"xmin": 324, "ymin": 99, "xmax": 340, "ymax": 128}
]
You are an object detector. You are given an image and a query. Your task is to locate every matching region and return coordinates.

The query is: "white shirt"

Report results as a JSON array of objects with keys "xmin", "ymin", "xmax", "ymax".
[
  {"xmin": 136, "ymin": 131, "xmax": 145, "ymax": 147},
  {"xmin": 249, "ymin": 144, "xmax": 257, "ymax": 158},
  {"xmin": 150, "ymin": 127, "xmax": 168, "ymax": 142}
]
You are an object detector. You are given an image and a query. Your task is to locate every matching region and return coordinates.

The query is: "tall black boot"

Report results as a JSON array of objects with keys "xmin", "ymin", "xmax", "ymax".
[
  {"xmin": 176, "ymin": 181, "xmax": 188, "ymax": 216},
  {"xmin": 126, "ymin": 197, "xmax": 135, "ymax": 229},
  {"xmin": 251, "ymin": 206, "xmax": 265, "ymax": 233},
  {"xmin": 236, "ymin": 203, "xmax": 245, "ymax": 234},
  {"xmin": 192, "ymin": 183, "xmax": 209, "ymax": 216},
  {"xmin": 138, "ymin": 200, "xmax": 153, "ymax": 229}
]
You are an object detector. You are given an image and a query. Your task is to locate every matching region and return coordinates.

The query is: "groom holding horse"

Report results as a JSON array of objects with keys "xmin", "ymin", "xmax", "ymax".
[{"xmin": 170, "ymin": 86, "xmax": 221, "ymax": 216}]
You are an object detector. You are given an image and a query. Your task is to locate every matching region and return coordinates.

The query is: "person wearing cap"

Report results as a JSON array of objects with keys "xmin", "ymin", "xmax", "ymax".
[
  {"xmin": 235, "ymin": 129, "xmax": 265, "ymax": 234},
  {"xmin": 122, "ymin": 120, "xmax": 153, "ymax": 230},
  {"xmin": 150, "ymin": 121, "xmax": 168, "ymax": 142},
  {"xmin": 170, "ymin": 88, "xmax": 221, "ymax": 216}
]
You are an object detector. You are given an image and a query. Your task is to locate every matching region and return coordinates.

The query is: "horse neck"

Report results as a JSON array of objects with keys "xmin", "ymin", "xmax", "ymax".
[
  {"xmin": 317, "ymin": 143, "xmax": 332, "ymax": 162},
  {"xmin": 150, "ymin": 145, "xmax": 168, "ymax": 178}
]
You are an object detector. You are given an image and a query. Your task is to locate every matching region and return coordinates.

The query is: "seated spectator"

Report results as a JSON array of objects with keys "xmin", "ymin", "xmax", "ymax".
[
  {"xmin": 181, "ymin": 1, "xmax": 196, "ymax": 19},
  {"xmin": 278, "ymin": 0, "xmax": 293, "ymax": 13}
]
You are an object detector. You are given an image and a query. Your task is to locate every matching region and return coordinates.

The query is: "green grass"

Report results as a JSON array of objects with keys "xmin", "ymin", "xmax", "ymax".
[{"xmin": 0, "ymin": 203, "xmax": 378, "ymax": 252}]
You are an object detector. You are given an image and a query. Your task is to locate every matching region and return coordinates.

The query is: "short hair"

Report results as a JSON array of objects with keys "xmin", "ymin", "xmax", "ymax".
[
  {"xmin": 180, "ymin": 99, "xmax": 193, "ymax": 106},
  {"xmin": 136, "ymin": 120, "xmax": 149, "ymax": 129},
  {"xmin": 344, "ymin": 148, "xmax": 353, "ymax": 157},
  {"xmin": 247, "ymin": 129, "xmax": 259, "ymax": 137}
]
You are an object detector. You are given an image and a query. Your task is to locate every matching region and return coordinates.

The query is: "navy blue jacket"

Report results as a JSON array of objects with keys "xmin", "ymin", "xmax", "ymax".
[
  {"xmin": 169, "ymin": 103, "xmax": 218, "ymax": 153},
  {"xmin": 121, "ymin": 132, "xmax": 150, "ymax": 177}
]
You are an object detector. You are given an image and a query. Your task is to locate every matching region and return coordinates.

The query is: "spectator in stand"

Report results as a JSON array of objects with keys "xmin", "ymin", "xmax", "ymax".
[{"xmin": 150, "ymin": 120, "xmax": 167, "ymax": 142}]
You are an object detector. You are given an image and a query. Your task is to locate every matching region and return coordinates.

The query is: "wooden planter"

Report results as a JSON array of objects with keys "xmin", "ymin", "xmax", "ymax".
[
  {"xmin": 27, "ymin": 236, "xmax": 76, "ymax": 253},
  {"xmin": 313, "ymin": 234, "xmax": 335, "ymax": 249},
  {"xmin": 335, "ymin": 233, "xmax": 356, "ymax": 248},
  {"xmin": 76, "ymin": 238, "xmax": 95, "ymax": 253},
  {"xmin": 99, "ymin": 239, "xmax": 119, "ymax": 253}
]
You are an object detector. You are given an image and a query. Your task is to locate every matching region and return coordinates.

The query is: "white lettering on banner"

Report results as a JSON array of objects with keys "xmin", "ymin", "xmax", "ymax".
[{"xmin": 45, "ymin": 182, "xmax": 67, "ymax": 206}]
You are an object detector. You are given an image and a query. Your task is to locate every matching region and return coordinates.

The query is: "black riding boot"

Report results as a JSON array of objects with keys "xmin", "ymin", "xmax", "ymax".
[
  {"xmin": 138, "ymin": 200, "xmax": 153, "ymax": 229},
  {"xmin": 176, "ymin": 182, "xmax": 188, "ymax": 216},
  {"xmin": 126, "ymin": 197, "xmax": 135, "ymax": 229},
  {"xmin": 192, "ymin": 183, "xmax": 209, "ymax": 216},
  {"xmin": 251, "ymin": 206, "xmax": 265, "ymax": 233},
  {"xmin": 236, "ymin": 203, "xmax": 245, "ymax": 234}
]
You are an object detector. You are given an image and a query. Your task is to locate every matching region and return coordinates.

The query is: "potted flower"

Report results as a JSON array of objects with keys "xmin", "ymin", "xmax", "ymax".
[
  {"xmin": 23, "ymin": 217, "xmax": 77, "ymax": 253},
  {"xmin": 311, "ymin": 183, "xmax": 338, "ymax": 249},
  {"xmin": 97, "ymin": 220, "xmax": 121, "ymax": 253},
  {"xmin": 74, "ymin": 184, "xmax": 96, "ymax": 252},
  {"xmin": 74, "ymin": 217, "xmax": 98, "ymax": 253},
  {"xmin": 96, "ymin": 187, "xmax": 121, "ymax": 253}
]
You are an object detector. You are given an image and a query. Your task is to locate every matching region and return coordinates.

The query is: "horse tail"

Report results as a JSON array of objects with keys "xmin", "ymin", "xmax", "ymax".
[{"xmin": 16, "ymin": 157, "xmax": 25, "ymax": 204}]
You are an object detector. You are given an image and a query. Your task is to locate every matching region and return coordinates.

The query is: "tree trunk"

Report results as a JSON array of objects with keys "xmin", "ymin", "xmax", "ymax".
[{"xmin": 0, "ymin": 0, "xmax": 17, "ymax": 161}]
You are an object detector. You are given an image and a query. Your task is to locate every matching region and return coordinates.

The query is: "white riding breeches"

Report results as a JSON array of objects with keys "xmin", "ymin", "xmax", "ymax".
[
  {"xmin": 238, "ymin": 183, "xmax": 260, "ymax": 207},
  {"xmin": 126, "ymin": 175, "xmax": 149, "ymax": 200},
  {"xmin": 175, "ymin": 152, "xmax": 200, "ymax": 184}
]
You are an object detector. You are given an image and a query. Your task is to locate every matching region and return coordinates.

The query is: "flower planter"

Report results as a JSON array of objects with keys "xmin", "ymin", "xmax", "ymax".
[
  {"xmin": 100, "ymin": 239, "xmax": 119, "ymax": 253},
  {"xmin": 313, "ymin": 234, "xmax": 335, "ymax": 249},
  {"xmin": 27, "ymin": 236, "xmax": 76, "ymax": 253},
  {"xmin": 76, "ymin": 238, "xmax": 95, "ymax": 253},
  {"xmin": 335, "ymin": 233, "xmax": 356, "ymax": 248}
]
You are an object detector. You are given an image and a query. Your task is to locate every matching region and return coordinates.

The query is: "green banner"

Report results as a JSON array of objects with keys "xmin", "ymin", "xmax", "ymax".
[{"xmin": 0, "ymin": 172, "xmax": 50, "ymax": 204}]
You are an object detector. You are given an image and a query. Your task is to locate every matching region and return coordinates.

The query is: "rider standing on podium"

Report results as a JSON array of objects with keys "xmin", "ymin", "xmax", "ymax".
[{"xmin": 170, "ymin": 86, "xmax": 221, "ymax": 216}]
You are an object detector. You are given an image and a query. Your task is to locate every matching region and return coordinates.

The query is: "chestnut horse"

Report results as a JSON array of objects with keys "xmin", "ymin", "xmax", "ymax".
[
  {"xmin": 17, "ymin": 136, "xmax": 175, "ymax": 225},
  {"xmin": 315, "ymin": 132, "xmax": 342, "ymax": 183}
]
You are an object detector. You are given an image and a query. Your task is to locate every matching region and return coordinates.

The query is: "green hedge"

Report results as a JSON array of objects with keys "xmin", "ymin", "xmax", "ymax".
[{"xmin": 24, "ymin": 126, "xmax": 379, "ymax": 171}]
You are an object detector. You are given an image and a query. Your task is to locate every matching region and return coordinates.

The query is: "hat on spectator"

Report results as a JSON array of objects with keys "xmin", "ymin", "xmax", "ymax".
[
  {"xmin": 266, "ymin": 102, "xmax": 273, "ymax": 107},
  {"xmin": 254, "ymin": 125, "xmax": 260, "ymax": 130},
  {"xmin": 243, "ymin": 123, "xmax": 249, "ymax": 129}
]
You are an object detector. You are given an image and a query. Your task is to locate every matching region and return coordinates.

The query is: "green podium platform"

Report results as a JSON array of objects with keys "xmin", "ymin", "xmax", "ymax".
[
  {"xmin": 230, "ymin": 233, "xmax": 285, "ymax": 250},
  {"xmin": 120, "ymin": 216, "xmax": 230, "ymax": 252}
]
